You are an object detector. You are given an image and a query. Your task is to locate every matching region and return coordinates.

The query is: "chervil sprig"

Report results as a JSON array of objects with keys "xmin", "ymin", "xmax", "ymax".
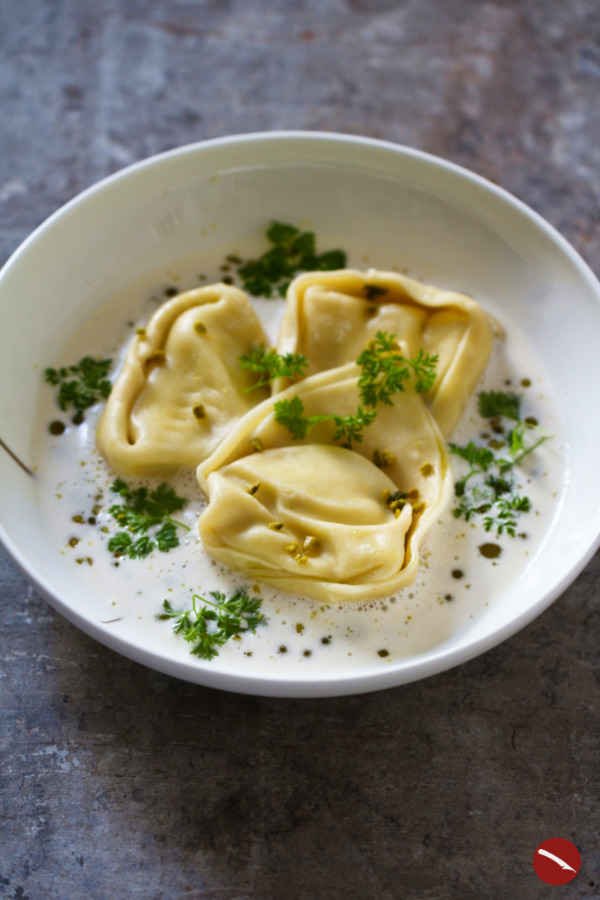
[
  {"xmin": 478, "ymin": 390, "xmax": 521, "ymax": 421},
  {"xmin": 237, "ymin": 221, "xmax": 347, "ymax": 298},
  {"xmin": 448, "ymin": 441, "xmax": 495, "ymax": 497},
  {"xmin": 483, "ymin": 495, "xmax": 532, "ymax": 537},
  {"xmin": 158, "ymin": 589, "xmax": 266, "ymax": 660},
  {"xmin": 273, "ymin": 396, "xmax": 319, "ymax": 440},
  {"xmin": 239, "ymin": 346, "xmax": 309, "ymax": 392},
  {"xmin": 450, "ymin": 389, "xmax": 551, "ymax": 537},
  {"xmin": 272, "ymin": 331, "xmax": 437, "ymax": 444},
  {"xmin": 273, "ymin": 396, "xmax": 376, "ymax": 445},
  {"xmin": 107, "ymin": 478, "xmax": 189, "ymax": 559},
  {"xmin": 357, "ymin": 332, "xmax": 438, "ymax": 407},
  {"xmin": 330, "ymin": 406, "xmax": 377, "ymax": 444},
  {"xmin": 45, "ymin": 356, "xmax": 112, "ymax": 421}
]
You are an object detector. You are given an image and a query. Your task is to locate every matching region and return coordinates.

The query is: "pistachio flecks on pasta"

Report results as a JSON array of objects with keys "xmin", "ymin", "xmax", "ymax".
[
  {"xmin": 197, "ymin": 363, "xmax": 453, "ymax": 603},
  {"xmin": 275, "ymin": 269, "xmax": 494, "ymax": 436},
  {"xmin": 198, "ymin": 445, "xmax": 415, "ymax": 602},
  {"xmin": 95, "ymin": 268, "xmax": 493, "ymax": 605},
  {"xmin": 97, "ymin": 284, "xmax": 270, "ymax": 475}
]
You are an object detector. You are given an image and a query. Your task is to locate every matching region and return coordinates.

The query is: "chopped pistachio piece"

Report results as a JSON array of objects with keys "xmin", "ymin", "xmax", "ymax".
[
  {"xmin": 303, "ymin": 535, "xmax": 321, "ymax": 555},
  {"xmin": 146, "ymin": 349, "xmax": 166, "ymax": 367},
  {"xmin": 373, "ymin": 448, "xmax": 397, "ymax": 468}
]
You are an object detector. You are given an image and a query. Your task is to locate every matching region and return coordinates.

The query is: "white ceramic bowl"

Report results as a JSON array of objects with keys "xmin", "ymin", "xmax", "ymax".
[{"xmin": 2, "ymin": 132, "xmax": 600, "ymax": 697}]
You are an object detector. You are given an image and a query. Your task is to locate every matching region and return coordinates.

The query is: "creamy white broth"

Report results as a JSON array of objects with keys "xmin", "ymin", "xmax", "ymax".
[{"xmin": 32, "ymin": 254, "xmax": 566, "ymax": 674}]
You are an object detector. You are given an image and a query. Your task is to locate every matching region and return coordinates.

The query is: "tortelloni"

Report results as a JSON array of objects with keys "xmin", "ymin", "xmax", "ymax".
[
  {"xmin": 197, "ymin": 364, "xmax": 453, "ymax": 603},
  {"xmin": 96, "ymin": 268, "xmax": 493, "ymax": 605},
  {"xmin": 198, "ymin": 445, "xmax": 413, "ymax": 601},
  {"xmin": 97, "ymin": 284, "xmax": 270, "ymax": 475},
  {"xmin": 275, "ymin": 269, "xmax": 494, "ymax": 437}
]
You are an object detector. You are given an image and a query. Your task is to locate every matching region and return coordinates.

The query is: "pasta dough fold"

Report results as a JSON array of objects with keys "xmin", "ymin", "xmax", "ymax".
[
  {"xmin": 199, "ymin": 445, "xmax": 413, "ymax": 601},
  {"xmin": 275, "ymin": 269, "xmax": 493, "ymax": 436},
  {"xmin": 97, "ymin": 284, "xmax": 269, "ymax": 475},
  {"xmin": 96, "ymin": 268, "xmax": 493, "ymax": 604}
]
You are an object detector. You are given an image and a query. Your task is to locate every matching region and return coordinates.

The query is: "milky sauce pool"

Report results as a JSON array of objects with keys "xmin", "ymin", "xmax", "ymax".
[{"xmin": 32, "ymin": 251, "xmax": 567, "ymax": 678}]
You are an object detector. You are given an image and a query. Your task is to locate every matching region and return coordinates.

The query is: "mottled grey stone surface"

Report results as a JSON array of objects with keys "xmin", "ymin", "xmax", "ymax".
[{"xmin": 1, "ymin": 2, "xmax": 599, "ymax": 898}]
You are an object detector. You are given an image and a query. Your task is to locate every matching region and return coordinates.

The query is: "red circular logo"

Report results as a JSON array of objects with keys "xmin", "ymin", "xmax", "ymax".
[{"xmin": 533, "ymin": 838, "xmax": 581, "ymax": 885}]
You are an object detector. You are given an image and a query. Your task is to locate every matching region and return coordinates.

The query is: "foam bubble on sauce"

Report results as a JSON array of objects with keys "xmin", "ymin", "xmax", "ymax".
[{"xmin": 32, "ymin": 259, "xmax": 567, "ymax": 676}]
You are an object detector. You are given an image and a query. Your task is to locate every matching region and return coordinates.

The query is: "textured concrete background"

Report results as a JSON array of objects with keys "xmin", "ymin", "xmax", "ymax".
[{"xmin": 1, "ymin": 2, "xmax": 600, "ymax": 898}]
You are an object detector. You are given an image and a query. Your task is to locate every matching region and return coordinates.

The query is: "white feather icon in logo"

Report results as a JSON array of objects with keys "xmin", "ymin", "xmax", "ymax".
[{"xmin": 537, "ymin": 848, "xmax": 577, "ymax": 872}]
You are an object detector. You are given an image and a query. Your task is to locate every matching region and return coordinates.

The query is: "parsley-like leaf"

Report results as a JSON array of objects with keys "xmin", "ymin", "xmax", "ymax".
[
  {"xmin": 273, "ymin": 396, "xmax": 374, "ymax": 445},
  {"xmin": 158, "ymin": 589, "xmax": 266, "ymax": 660},
  {"xmin": 356, "ymin": 332, "xmax": 438, "ymax": 407},
  {"xmin": 273, "ymin": 396, "xmax": 316, "ymax": 440},
  {"xmin": 478, "ymin": 390, "xmax": 521, "ymax": 421},
  {"xmin": 155, "ymin": 521, "xmax": 180, "ymax": 552},
  {"xmin": 45, "ymin": 356, "xmax": 112, "ymax": 420},
  {"xmin": 483, "ymin": 494, "xmax": 532, "ymax": 537},
  {"xmin": 272, "ymin": 332, "xmax": 437, "ymax": 445},
  {"xmin": 237, "ymin": 221, "xmax": 347, "ymax": 298},
  {"xmin": 449, "ymin": 442, "xmax": 495, "ymax": 496},
  {"xmin": 239, "ymin": 346, "xmax": 308, "ymax": 392},
  {"xmin": 107, "ymin": 479, "xmax": 189, "ymax": 560},
  {"xmin": 331, "ymin": 406, "xmax": 377, "ymax": 444},
  {"xmin": 450, "ymin": 389, "xmax": 551, "ymax": 537},
  {"xmin": 106, "ymin": 531, "xmax": 134, "ymax": 557}
]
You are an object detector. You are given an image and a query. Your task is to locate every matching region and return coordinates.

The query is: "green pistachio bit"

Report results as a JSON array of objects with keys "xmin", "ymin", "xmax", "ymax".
[
  {"xmin": 373, "ymin": 448, "xmax": 396, "ymax": 468},
  {"xmin": 303, "ymin": 535, "xmax": 321, "ymax": 555}
]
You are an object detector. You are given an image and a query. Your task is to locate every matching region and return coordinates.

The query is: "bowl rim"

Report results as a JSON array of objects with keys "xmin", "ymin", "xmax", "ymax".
[{"xmin": 2, "ymin": 129, "xmax": 600, "ymax": 697}]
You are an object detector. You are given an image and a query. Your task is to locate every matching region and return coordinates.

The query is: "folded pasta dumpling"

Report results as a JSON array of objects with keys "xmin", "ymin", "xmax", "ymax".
[
  {"xmin": 276, "ymin": 269, "xmax": 493, "ymax": 436},
  {"xmin": 199, "ymin": 445, "xmax": 413, "ymax": 601},
  {"xmin": 97, "ymin": 284, "xmax": 269, "ymax": 475},
  {"xmin": 197, "ymin": 364, "xmax": 453, "ymax": 602}
]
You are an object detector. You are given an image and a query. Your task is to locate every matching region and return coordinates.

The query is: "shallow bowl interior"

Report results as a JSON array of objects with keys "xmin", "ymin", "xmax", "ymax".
[{"xmin": 1, "ymin": 132, "xmax": 600, "ymax": 696}]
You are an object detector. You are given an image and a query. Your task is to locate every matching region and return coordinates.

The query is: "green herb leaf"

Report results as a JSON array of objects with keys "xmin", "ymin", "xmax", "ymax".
[
  {"xmin": 45, "ymin": 356, "xmax": 112, "ymax": 420},
  {"xmin": 239, "ymin": 346, "xmax": 308, "ymax": 392},
  {"xmin": 449, "ymin": 441, "xmax": 495, "ymax": 497},
  {"xmin": 478, "ymin": 390, "xmax": 521, "ymax": 421},
  {"xmin": 155, "ymin": 521, "xmax": 180, "ymax": 552},
  {"xmin": 483, "ymin": 494, "xmax": 532, "ymax": 536},
  {"xmin": 356, "ymin": 331, "xmax": 438, "ymax": 407},
  {"xmin": 158, "ymin": 589, "xmax": 266, "ymax": 660},
  {"xmin": 272, "ymin": 332, "xmax": 436, "ymax": 445},
  {"xmin": 331, "ymin": 406, "xmax": 377, "ymax": 444},
  {"xmin": 450, "ymin": 389, "xmax": 551, "ymax": 537},
  {"xmin": 273, "ymin": 396, "xmax": 374, "ymax": 445},
  {"xmin": 273, "ymin": 396, "xmax": 316, "ymax": 441},
  {"xmin": 107, "ymin": 479, "xmax": 189, "ymax": 560},
  {"xmin": 106, "ymin": 531, "xmax": 134, "ymax": 557},
  {"xmin": 237, "ymin": 221, "xmax": 347, "ymax": 298},
  {"xmin": 266, "ymin": 221, "xmax": 300, "ymax": 245},
  {"xmin": 315, "ymin": 249, "xmax": 347, "ymax": 270}
]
